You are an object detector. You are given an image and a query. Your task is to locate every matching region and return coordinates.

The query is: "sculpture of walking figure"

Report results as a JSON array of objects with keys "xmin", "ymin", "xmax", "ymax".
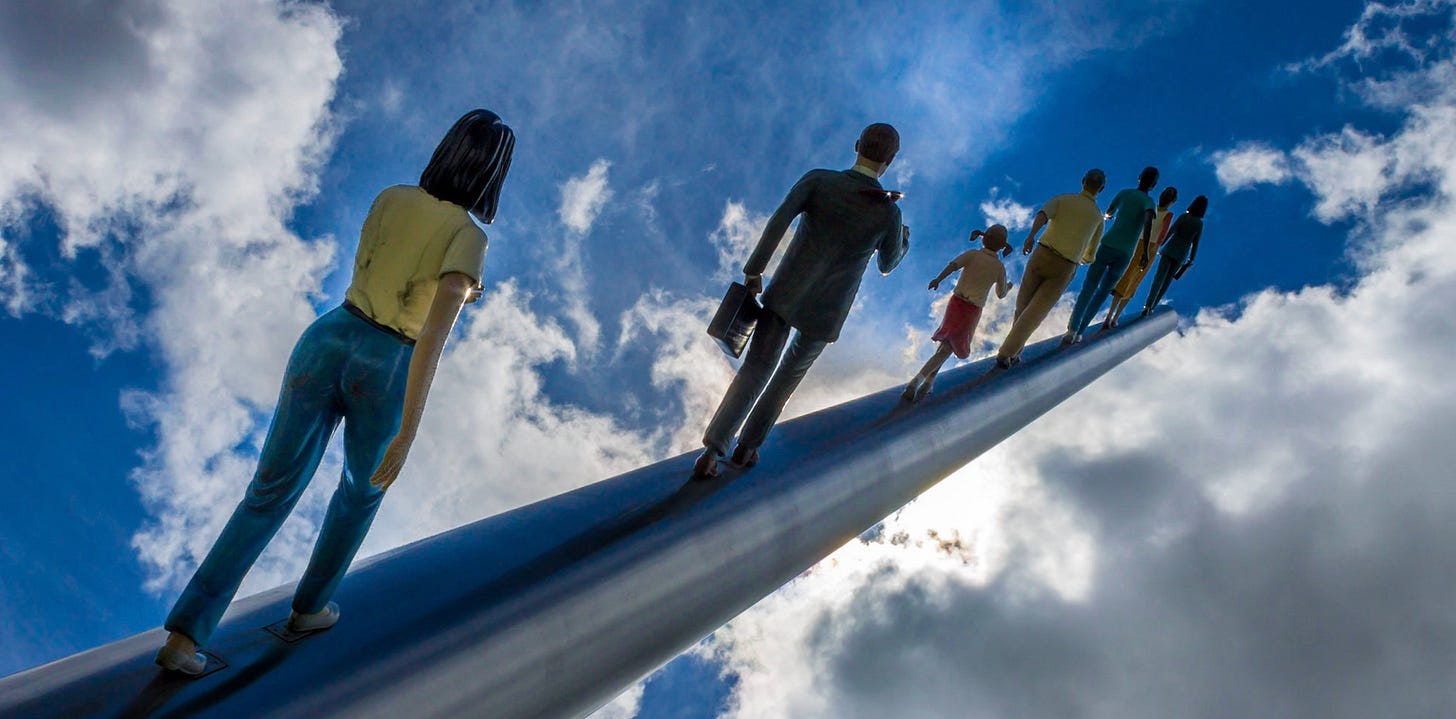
[
  {"xmin": 1064, "ymin": 166, "xmax": 1159, "ymax": 343},
  {"xmin": 1104, "ymin": 186, "xmax": 1177, "ymax": 329},
  {"xmin": 902, "ymin": 225, "xmax": 1011, "ymax": 402},
  {"xmin": 994, "ymin": 168, "xmax": 1107, "ymax": 368},
  {"xmin": 1143, "ymin": 195, "xmax": 1207, "ymax": 314},
  {"xmin": 692, "ymin": 123, "xmax": 909, "ymax": 480},
  {"xmin": 154, "ymin": 110, "xmax": 515, "ymax": 675}
]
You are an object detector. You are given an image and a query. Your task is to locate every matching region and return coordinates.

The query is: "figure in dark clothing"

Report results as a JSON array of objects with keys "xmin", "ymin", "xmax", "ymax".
[
  {"xmin": 1142, "ymin": 195, "xmax": 1207, "ymax": 314},
  {"xmin": 693, "ymin": 124, "xmax": 909, "ymax": 479}
]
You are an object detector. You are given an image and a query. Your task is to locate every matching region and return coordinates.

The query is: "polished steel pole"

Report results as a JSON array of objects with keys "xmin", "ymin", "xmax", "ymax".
[{"xmin": 0, "ymin": 311, "xmax": 1177, "ymax": 719}]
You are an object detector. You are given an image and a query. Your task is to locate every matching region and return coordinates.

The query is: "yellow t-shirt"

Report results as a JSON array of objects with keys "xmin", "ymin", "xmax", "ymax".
[
  {"xmin": 344, "ymin": 185, "xmax": 488, "ymax": 340},
  {"xmin": 949, "ymin": 248, "xmax": 1009, "ymax": 307},
  {"xmin": 1038, "ymin": 190, "xmax": 1104, "ymax": 264}
]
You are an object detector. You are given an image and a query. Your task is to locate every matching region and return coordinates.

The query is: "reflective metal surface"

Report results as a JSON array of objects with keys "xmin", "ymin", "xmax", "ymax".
[{"xmin": 0, "ymin": 311, "xmax": 1177, "ymax": 719}]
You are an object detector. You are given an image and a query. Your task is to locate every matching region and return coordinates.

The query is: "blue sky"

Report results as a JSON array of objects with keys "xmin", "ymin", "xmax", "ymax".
[{"xmin": 5, "ymin": 1, "xmax": 1456, "ymax": 717}]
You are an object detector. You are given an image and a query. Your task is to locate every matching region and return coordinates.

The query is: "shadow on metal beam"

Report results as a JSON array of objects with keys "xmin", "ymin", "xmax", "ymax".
[{"xmin": 0, "ymin": 310, "xmax": 1178, "ymax": 719}]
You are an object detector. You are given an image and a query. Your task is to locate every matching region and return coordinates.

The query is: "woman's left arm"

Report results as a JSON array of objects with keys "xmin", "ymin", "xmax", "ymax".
[{"xmin": 368, "ymin": 271, "xmax": 474, "ymax": 491}]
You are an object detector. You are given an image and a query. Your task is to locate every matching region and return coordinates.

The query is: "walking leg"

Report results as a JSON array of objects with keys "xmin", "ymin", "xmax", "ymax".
[
  {"xmin": 164, "ymin": 327, "xmax": 343, "ymax": 646},
  {"xmin": 291, "ymin": 337, "xmax": 413, "ymax": 617},
  {"xmin": 735, "ymin": 332, "xmax": 828, "ymax": 451},
  {"xmin": 701, "ymin": 313, "xmax": 791, "ymax": 456}
]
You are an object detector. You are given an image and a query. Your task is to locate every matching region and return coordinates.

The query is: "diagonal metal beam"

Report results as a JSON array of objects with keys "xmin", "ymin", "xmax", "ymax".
[{"xmin": 0, "ymin": 310, "xmax": 1178, "ymax": 719}]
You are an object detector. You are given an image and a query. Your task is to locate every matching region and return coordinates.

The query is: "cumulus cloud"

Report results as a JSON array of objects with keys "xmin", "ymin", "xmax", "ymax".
[
  {"xmin": 0, "ymin": 234, "xmax": 38, "ymax": 317},
  {"xmin": 559, "ymin": 159, "xmax": 615, "ymax": 235},
  {"xmin": 706, "ymin": 4, "xmax": 1456, "ymax": 718},
  {"xmin": 0, "ymin": 0, "xmax": 345, "ymax": 591},
  {"xmin": 708, "ymin": 201, "xmax": 776, "ymax": 282},
  {"xmin": 551, "ymin": 159, "xmax": 616, "ymax": 353},
  {"xmin": 1211, "ymin": 142, "xmax": 1293, "ymax": 193},
  {"xmin": 978, "ymin": 189, "xmax": 1036, "ymax": 231}
]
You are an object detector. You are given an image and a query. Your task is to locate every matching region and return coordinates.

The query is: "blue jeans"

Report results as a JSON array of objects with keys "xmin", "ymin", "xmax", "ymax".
[
  {"xmin": 1068, "ymin": 244, "xmax": 1134, "ymax": 334},
  {"xmin": 165, "ymin": 306, "xmax": 412, "ymax": 645},
  {"xmin": 702, "ymin": 311, "xmax": 828, "ymax": 455}
]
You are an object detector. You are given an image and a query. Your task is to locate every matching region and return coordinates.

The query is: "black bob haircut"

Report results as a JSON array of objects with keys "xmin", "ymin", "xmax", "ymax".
[
  {"xmin": 1188, "ymin": 195, "xmax": 1209, "ymax": 218},
  {"xmin": 419, "ymin": 109, "xmax": 516, "ymax": 224}
]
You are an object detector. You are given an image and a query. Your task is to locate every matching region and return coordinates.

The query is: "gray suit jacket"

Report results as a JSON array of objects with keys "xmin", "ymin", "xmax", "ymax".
[{"xmin": 745, "ymin": 168, "xmax": 907, "ymax": 342}]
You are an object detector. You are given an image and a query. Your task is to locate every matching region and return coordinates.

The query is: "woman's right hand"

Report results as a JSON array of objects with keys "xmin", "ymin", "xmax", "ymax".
[{"xmin": 368, "ymin": 432, "xmax": 414, "ymax": 492}]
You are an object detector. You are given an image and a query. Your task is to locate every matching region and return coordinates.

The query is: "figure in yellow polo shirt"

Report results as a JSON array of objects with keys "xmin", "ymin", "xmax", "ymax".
[
  {"xmin": 155, "ymin": 110, "xmax": 515, "ymax": 675},
  {"xmin": 995, "ymin": 169, "xmax": 1106, "ymax": 367}
]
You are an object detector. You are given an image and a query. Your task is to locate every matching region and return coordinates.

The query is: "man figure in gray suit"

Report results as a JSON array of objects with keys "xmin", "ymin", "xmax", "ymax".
[{"xmin": 693, "ymin": 123, "xmax": 909, "ymax": 480}]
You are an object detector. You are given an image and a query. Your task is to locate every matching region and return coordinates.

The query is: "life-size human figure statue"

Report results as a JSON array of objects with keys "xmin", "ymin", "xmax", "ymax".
[
  {"xmin": 1142, "ymin": 194, "xmax": 1207, "ymax": 314},
  {"xmin": 1104, "ymin": 186, "xmax": 1178, "ymax": 329},
  {"xmin": 692, "ymin": 123, "xmax": 909, "ymax": 480},
  {"xmin": 902, "ymin": 225, "xmax": 1011, "ymax": 403},
  {"xmin": 154, "ymin": 110, "xmax": 515, "ymax": 675},
  {"xmin": 994, "ymin": 168, "xmax": 1107, "ymax": 368},
  {"xmin": 1064, "ymin": 166, "xmax": 1159, "ymax": 343}
]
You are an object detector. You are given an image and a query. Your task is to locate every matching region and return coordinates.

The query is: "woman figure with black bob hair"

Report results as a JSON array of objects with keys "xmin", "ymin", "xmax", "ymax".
[
  {"xmin": 1142, "ymin": 194, "xmax": 1206, "ymax": 314},
  {"xmin": 156, "ymin": 109, "xmax": 515, "ymax": 674}
]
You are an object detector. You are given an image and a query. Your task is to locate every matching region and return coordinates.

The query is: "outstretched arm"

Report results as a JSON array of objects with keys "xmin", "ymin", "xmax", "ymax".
[
  {"xmin": 744, "ymin": 173, "xmax": 817, "ymax": 293},
  {"xmin": 927, "ymin": 260, "xmax": 957, "ymax": 291},
  {"xmin": 1022, "ymin": 211, "xmax": 1049, "ymax": 255},
  {"xmin": 367, "ymin": 271, "xmax": 474, "ymax": 491}
]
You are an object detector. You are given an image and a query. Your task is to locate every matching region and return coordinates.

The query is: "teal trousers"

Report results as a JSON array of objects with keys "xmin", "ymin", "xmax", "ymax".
[{"xmin": 165, "ymin": 306, "xmax": 411, "ymax": 645}]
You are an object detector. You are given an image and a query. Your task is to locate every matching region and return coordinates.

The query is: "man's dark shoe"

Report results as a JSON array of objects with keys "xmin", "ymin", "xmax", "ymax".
[
  {"xmin": 995, "ymin": 354, "xmax": 1019, "ymax": 369},
  {"xmin": 731, "ymin": 444, "xmax": 760, "ymax": 468},
  {"xmin": 691, "ymin": 448, "xmax": 722, "ymax": 480}
]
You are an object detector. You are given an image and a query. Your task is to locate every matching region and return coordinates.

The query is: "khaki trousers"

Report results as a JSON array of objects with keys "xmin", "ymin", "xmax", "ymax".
[{"xmin": 997, "ymin": 245, "xmax": 1078, "ymax": 359}]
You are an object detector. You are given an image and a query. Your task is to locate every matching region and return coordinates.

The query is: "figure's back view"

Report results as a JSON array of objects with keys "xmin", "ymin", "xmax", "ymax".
[
  {"xmin": 154, "ymin": 110, "xmax": 516, "ymax": 675},
  {"xmin": 694, "ymin": 123, "xmax": 909, "ymax": 479}
]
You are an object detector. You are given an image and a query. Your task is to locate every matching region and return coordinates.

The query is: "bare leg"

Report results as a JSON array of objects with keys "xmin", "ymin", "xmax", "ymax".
[
  {"xmin": 1105, "ymin": 297, "xmax": 1128, "ymax": 328},
  {"xmin": 905, "ymin": 342, "xmax": 955, "ymax": 402}
]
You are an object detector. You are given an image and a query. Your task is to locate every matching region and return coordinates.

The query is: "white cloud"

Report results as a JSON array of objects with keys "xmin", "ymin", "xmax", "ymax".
[
  {"xmin": 1211, "ymin": 142, "xmax": 1293, "ymax": 193},
  {"xmin": 551, "ymin": 159, "xmax": 616, "ymax": 353},
  {"xmin": 559, "ymin": 159, "xmax": 614, "ymax": 235},
  {"xmin": 0, "ymin": 1, "xmax": 344, "ymax": 592},
  {"xmin": 0, "ymin": 234, "xmax": 39, "ymax": 317},
  {"xmin": 707, "ymin": 4, "xmax": 1456, "ymax": 718},
  {"xmin": 709, "ymin": 201, "xmax": 775, "ymax": 282},
  {"xmin": 978, "ymin": 189, "xmax": 1036, "ymax": 231},
  {"xmin": 587, "ymin": 682, "xmax": 645, "ymax": 719}
]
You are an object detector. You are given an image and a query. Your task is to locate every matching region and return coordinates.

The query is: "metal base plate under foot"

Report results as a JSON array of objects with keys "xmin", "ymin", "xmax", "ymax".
[{"xmin": 264, "ymin": 620, "xmax": 324, "ymax": 644}]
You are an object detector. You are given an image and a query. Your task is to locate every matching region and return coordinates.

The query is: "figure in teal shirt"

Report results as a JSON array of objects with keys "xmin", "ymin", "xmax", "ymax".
[{"xmin": 1065, "ymin": 166, "xmax": 1158, "ymax": 342}]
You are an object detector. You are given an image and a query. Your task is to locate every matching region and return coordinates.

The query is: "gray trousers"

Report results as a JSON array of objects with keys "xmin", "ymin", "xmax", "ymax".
[{"xmin": 702, "ymin": 310, "xmax": 828, "ymax": 455}]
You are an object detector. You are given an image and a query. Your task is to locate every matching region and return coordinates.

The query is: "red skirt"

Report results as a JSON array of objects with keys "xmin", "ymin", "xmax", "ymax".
[{"xmin": 932, "ymin": 294, "xmax": 983, "ymax": 359}]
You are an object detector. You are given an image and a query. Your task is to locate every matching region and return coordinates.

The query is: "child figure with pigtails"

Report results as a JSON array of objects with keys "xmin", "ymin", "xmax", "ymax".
[{"xmin": 903, "ymin": 225, "xmax": 1012, "ymax": 402}]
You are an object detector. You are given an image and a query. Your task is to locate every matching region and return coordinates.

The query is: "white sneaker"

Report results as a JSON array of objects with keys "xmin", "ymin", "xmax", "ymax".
[
  {"xmin": 287, "ymin": 602, "xmax": 340, "ymax": 633},
  {"xmin": 155, "ymin": 645, "xmax": 207, "ymax": 675}
]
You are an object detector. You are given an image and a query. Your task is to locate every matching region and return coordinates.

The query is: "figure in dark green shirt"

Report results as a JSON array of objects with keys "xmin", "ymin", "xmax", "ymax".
[{"xmin": 1065, "ymin": 166, "xmax": 1158, "ymax": 342}]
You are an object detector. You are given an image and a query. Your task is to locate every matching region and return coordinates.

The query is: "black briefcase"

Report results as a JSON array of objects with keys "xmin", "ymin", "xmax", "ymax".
[{"xmin": 707, "ymin": 282, "xmax": 761, "ymax": 358}]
